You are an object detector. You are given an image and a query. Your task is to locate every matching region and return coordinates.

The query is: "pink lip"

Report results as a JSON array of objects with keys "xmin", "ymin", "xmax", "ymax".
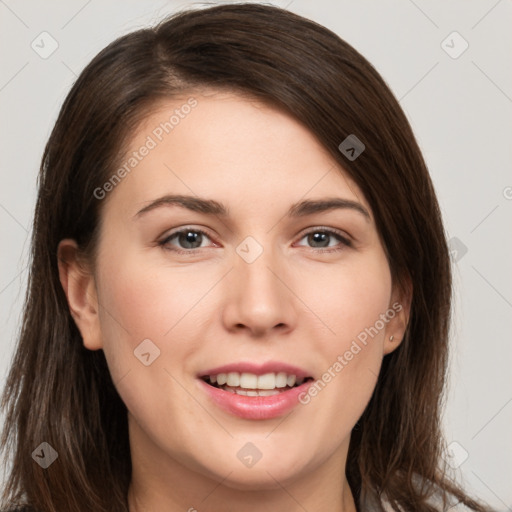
[
  {"xmin": 198, "ymin": 361, "xmax": 312, "ymax": 380},
  {"xmin": 197, "ymin": 361, "xmax": 314, "ymax": 420},
  {"xmin": 198, "ymin": 378, "xmax": 313, "ymax": 420}
]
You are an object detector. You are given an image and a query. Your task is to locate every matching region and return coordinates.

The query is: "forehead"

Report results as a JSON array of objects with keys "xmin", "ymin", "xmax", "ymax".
[{"xmin": 102, "ymin": 90, "xmax": 372, "ymax": 220}]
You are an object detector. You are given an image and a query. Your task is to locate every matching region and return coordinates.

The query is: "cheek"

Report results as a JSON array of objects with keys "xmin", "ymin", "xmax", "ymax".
[
  {"xmin": 296, "ymin": 254, "xmax": 392, "ymax": 350},
  {"xmin": 294, "ymin": 255, "xmax": 391, "ymax": 417},
  {"xmin": 96, "ymin": 248, "xmax": 212, "ymax": 340},
  {"xmin": 93, "ymin": 251, "xmax": 212, "ymax": 434},
  {"xmin": 93, "ymin": 248, "xmax": 212, "ymax": 387}
]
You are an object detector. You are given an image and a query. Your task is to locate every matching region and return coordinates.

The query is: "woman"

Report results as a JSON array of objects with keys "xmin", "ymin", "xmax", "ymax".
[{"xmin": 0, "ymin": 3, "xmax": 494, "ymax": 511}]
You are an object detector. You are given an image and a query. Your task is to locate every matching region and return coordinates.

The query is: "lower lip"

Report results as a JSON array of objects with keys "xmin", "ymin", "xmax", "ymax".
[{"xmin": 198, "ymin": 379, "xmax": 313, "ymax": 420}]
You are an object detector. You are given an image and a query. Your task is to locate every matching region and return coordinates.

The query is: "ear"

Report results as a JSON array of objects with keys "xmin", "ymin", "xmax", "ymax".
[
  {"xmin": 383, "ymin": 275, "xmax": 413, "ymax": 355},
  {"xmin": 57, "ymin": 239, "xmax": 103, "ymax": 351}
]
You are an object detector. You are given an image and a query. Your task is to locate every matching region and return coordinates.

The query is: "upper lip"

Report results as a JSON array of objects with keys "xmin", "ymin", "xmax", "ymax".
[{"xmin": 198, "ymin": 361, "xmax": 312, "ymax": 380}]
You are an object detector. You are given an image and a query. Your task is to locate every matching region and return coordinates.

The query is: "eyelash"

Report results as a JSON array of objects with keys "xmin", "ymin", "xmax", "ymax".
[{"xmin": 158, "ymin": 226, "xmax": 352, "ymax": 255}]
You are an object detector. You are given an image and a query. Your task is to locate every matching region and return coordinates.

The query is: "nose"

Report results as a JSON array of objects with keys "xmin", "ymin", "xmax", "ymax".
[{"xmin": 221, "ymin": 244, "xmax": 297, "ymax": 338}]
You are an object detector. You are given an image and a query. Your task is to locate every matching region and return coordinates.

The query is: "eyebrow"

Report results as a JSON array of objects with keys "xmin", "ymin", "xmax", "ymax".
[{"xmin": 134, "ymin": 194, "xmax": 371, "ymax": 221}]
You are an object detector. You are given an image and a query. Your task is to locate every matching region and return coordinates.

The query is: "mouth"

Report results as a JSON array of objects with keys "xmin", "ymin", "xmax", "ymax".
[
  {"xmin": 197, "ymin": 366, "xmax": 315, "ymax": 420},
  {"xmin": 200, "ymin": 372, "xmax": 314, "ymax": 396}
]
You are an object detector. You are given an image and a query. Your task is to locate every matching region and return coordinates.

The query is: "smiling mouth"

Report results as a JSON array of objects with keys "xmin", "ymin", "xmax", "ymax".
[{"xmin": 200, "ymin": 372, "xmax": 314, "ymax": 397}]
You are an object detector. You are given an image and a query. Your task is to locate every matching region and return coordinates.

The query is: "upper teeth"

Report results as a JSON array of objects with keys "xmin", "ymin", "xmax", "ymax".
[{"xmin": 210, "ymin": 372, "xmax": 304, "ymax": 389}]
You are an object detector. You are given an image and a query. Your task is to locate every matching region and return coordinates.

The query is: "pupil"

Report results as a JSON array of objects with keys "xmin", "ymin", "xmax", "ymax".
[
  {"xmin": 309, "ymin": 232, "xmax": 328, "ymax": 247},
  {"xmin": 180, "ymin": 231, "xmax": 202, "ymax": 249}
]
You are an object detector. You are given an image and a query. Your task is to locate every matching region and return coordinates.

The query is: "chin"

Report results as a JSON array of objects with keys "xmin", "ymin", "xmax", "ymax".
[
  {"xmin": 196, "ymin": 452, "xmax": 312, "ymax": 491},
  {"xmin": 212, "ymin": 468, "xmax": 299, "ymax": 491}
]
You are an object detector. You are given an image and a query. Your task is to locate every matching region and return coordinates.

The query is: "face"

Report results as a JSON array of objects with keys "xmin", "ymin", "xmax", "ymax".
[{"xmin": 59, "ymin": 90, "xmax": 409, "ymax": 493}]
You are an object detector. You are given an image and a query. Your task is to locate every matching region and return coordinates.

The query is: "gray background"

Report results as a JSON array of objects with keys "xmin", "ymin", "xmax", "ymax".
[{"xmin": 1, "ymin": 0, "xmax": 511, "ymax": 509}]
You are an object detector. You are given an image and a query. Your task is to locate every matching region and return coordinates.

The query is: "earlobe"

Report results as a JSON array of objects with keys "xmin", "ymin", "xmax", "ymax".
[
  {"xmin": 57, "ymin": 239, "xmax": 103, "ymax": 351},
  {"xmin": 383, "ymin": 277, "xmax": 413, "ymax": 355}
]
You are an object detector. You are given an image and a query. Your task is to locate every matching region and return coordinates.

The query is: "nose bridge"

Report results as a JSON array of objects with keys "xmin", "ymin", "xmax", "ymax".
[{"xmin": 223, "ymin": 235, "xmax": 296, "ymax": 334}]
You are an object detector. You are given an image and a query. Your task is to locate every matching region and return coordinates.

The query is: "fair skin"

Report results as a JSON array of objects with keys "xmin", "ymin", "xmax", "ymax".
[{"xmin": 58, "ymin": 90, "xmax": 411, "ymax": 512}]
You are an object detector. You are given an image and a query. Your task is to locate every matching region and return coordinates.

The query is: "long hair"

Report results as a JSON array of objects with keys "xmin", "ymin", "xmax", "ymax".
[{"xmin": 0, "ymin": 4, "xmax": 493, "ymax": 511}]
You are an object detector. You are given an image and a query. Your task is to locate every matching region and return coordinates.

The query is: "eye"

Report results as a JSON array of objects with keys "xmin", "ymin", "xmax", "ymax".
[
  {"xmin": 158, "ymin": 226, "xmax": 352, "ymax": 255},
  {"xmin": 159, "ymin": 227, "xmax": 216, "ymax": 254},
  {"xmin": 295, "ymin": 227, "xmax": 352, "ymax": 252}
]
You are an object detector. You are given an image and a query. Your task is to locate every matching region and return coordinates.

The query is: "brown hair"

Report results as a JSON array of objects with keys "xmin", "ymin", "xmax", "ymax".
[{"xmin": 0, "ymin": 3, "xmax": 493, "ymax": 511}]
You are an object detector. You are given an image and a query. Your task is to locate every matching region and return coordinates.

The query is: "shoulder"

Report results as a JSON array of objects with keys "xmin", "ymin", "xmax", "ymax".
[
  {"xmin": 364, "ymin": 498, "xmax": 475, "ymax": 512},
  {"xmin": 361, "ymin": 488, "xmax": 476, "ymax": 512}
]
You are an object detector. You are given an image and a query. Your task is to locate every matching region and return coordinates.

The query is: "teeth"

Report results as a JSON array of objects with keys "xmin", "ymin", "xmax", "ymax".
[
  {"xmin": 275, "ymin": 372, "xmax": 288, "ymax": 388},
  {"xmin": 286, "ymin": 374, "xmax": 296, "ymax": 387},
  {"xmin": 232, "ymin": 388, "xmax": 281, "ymax": 396},
  {"xmin": 226, "ymin": 373, "xmax": 240, "ymax": 387},
  {"xmin": 259, "ymin": 389, "xmax": 281, "ymax": 396},
  {"xmin": 207, "ymin": 372, "xmax": 307, "ymax": 390},
  {"xmin": 257, "ymin": 373, "xmax": 276, "ymax": 389},
  {"xmin": 240, "ymin": 373, "xmax": 258, "ymax": 389}
]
